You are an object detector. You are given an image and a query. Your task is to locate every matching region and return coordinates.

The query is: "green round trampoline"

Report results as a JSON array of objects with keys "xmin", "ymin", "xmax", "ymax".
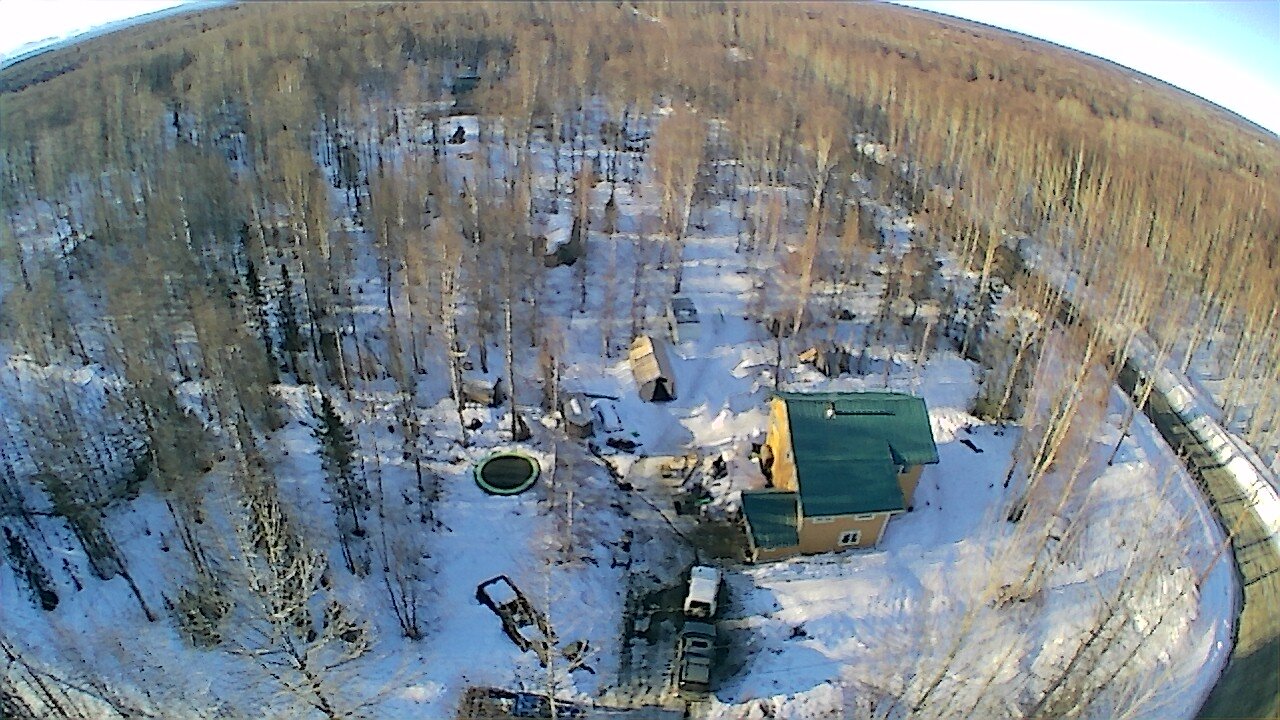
[{"xmin": 473, "ymin": 451, "xmax": 540, "ymax": 495}]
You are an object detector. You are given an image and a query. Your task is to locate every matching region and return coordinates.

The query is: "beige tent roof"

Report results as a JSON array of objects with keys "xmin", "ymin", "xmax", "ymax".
[{"xmin": 628, "ymin": 335, "xmax": 677, "ymax": 400}]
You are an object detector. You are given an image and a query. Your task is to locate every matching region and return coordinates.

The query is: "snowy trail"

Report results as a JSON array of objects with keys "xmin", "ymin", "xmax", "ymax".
[{"xmin": 1142, "ymin": 389, "xmax": 1280, "ymax": 720}]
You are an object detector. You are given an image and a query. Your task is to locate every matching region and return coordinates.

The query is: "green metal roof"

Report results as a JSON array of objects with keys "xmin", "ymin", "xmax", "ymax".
[
  {"xmin": 741, "ymin": 491, "xmax": 800, "ymax": 550},
  {"xmin": 777, "ymin": 391, "xmax": 939, "ymax": 516}
]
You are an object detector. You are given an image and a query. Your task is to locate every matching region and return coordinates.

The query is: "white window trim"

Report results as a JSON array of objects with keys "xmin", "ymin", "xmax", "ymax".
[
  {"xmin": 808, "ymin": 516, "xmax": 836, "ymax": 524},
  {"xmin": 839, "ymin": 530, "xmax": 862, "ymax": 546},
  {"xmin": 853, "ymin": 513, "xmax": 878, "ymax": 521}
]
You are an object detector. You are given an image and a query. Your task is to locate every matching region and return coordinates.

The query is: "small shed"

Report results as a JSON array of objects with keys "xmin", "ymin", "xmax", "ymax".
[
  {"xmin": 462, "ymin": 377, "xmax": 506, "ymax": 407},
  {"xmin": 798, "ymin": 343, "xmax": 850, "ymax": 378},
  {"xmin": 668, "ymin": 297, "xmax": 701, "ymax": 343},
  {"xmin": 628, "ymin": 335, "xmax": 677, "ymax": 402},
  {"xmin": 451, "ymin": 73, "xmax": 481, "ymax": 114},
  {"xmin": 561, "ymin": 393, "xmax": 595, "ymax": 438},
  {"xmin": 542, "ymin": 216, "xmax": 585, "ymax": 268}
]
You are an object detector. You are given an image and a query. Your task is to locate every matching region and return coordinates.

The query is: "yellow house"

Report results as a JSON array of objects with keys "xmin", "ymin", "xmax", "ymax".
[{"xmin": 742, "ymin": 392, "xmax": 939, "ymax": 562}]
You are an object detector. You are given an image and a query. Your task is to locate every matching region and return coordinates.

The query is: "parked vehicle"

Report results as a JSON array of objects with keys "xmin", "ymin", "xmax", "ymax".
[
  {"xmin": 591, "ymin": 399, "xmax": 624, "ymax": 433},
  {"xmin": 683, "ymin": 565, "xmax": 722, "ymax": 618},
  {"xmin": 476, "ymin": 576, "xmax": 557, "ymax": 663},
  {"xmin": 458, "ymin": 687, "xmax": 586, "ymax": 719},
  {"xmin": 512, "ymin": 691, "xmax": 585, "ymax": 719},
  {"xmin": 668, "ymin": 296, "xmax": 701, "ymax": 343},
  {"xmin": 476, "ymin": 576, "xmax": 593, "ymax": 672},
  {"xmin": 676, "ymin": 621, "xmax": 717, "ymax": 693}
]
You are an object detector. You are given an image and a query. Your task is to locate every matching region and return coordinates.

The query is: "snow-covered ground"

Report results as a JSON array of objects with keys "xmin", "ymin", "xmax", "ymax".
[
  {"xmin": 586, "ymin": 224, "xmax": 1232, "ymax": 716},
  {"xmin": 700, "ymin": 385, "xmax": 1231, "ymax": 719},
  {"xmin": 0, "ymin": 102, "xmax": 1235, "ymax": 719},
  {"xmin": 543, "ymin": 200, "xmax": 1232, "ymax": 717}
]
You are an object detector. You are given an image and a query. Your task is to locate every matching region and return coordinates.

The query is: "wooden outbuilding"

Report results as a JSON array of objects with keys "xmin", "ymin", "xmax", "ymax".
[
  {"xmin": 543, "ymin": 216, "xmax": 585, "ymax": 268},
  {"xmin": 798, "ymin": 343, "xmax": 851, "ymax": 378},
  {"xmin": 628, "ymin": 335, "xmax": 678, "ymax": 402},
  {"xmin": 561, "ymin": 393, "xmax": 595, "ymax": 438}
]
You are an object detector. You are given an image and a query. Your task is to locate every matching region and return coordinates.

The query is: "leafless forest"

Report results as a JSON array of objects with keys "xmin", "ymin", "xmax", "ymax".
[{"xmin": 0, "ymin": 2, "xmax": 1275, "ymax": 717}]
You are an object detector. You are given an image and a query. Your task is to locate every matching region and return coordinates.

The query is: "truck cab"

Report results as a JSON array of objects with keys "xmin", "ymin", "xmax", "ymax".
[{"xmin": 683, "ymin": 565, "xmax": 721, "ymax": 619}]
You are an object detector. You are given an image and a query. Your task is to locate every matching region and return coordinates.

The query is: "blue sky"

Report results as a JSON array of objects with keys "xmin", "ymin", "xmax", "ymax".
[
  {"xmin": 895, "ymin": 1, "xmax": 1280, "ymax": 134},
  {"xmin": 0, "ymin": 0, "xmax": 1277, "ymax": 134},
  {"xmin": 0, "ymin": 1, "xmax": 187, "ymax": 55}
]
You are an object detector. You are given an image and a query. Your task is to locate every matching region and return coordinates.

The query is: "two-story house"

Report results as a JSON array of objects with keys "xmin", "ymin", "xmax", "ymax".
[{"xmin": 742, "ymin": 391, "xmax": 939, "ymax": 562}]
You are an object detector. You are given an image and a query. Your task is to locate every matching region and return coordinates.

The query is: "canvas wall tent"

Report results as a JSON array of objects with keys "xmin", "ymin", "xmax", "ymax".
[{"xmin": 628, "ymin": 335, "xmax": 677, "ymax": 402}]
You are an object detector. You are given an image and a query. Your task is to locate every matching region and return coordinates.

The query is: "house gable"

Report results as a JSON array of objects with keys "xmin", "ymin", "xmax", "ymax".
[{"xmin": 764, "ymin": 398, "xmax": 798, "ymax": 493}]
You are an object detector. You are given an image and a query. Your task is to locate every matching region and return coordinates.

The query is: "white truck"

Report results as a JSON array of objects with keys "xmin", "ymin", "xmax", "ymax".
[{"xmin": 683, "ymin": 565, "xmax": 722, "ymax": 619}]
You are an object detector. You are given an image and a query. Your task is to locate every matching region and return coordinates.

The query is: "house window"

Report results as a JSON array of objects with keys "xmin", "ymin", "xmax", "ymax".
[
  {"xmin": 853, "ymin": 513, "xmax": 878, "ymax": 521},
  {"xmin": 839, "ymin": 530, "xmax": 862, "ymax": 546},
  {"xmin": 808, "ymin": 516, "xmax": 835, "ymax": 524}
]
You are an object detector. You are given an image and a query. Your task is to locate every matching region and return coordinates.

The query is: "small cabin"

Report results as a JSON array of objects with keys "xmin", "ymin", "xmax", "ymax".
[
  {"xmin": 668, "ymin": 297, "xmax": 701, "ymax": 343},
  {"xmin": 451, "ymin": 74, "xmax": 481, "ymax": 96},
  {"xmin": 451, "ymin": 73, "xmax": 481, "ymax": 114},
  {"xmin": 628, "ymin": 335, "xmax": 677, "ymax": 402}
]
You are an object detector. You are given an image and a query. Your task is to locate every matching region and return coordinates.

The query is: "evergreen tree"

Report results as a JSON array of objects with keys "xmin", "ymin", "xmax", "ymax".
[
  {"xmin": 312, "ymin": 393, "xmax": 367, "ymax": 575},
  {"xmin": 279, "ymin": 265, "xmax": 305, "ymax": 369}
]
